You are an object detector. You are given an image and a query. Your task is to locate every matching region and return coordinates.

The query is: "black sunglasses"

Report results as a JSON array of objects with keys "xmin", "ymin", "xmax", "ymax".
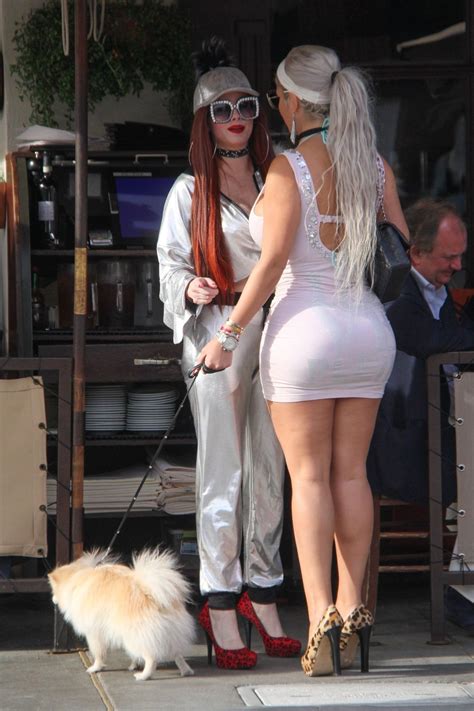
[{"xmin": 266, "ymin": 89, "xmax": 289, "ymax": 111}]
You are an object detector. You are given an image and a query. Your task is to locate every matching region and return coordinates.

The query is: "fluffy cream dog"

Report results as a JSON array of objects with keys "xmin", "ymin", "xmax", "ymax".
[{"xmin": 48, "ymin": 547, "xmax": 195, "ymax": 680}]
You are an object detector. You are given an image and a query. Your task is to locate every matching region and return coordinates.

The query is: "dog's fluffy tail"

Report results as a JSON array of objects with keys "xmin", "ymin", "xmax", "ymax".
[{"xmin": 131, "ymin": 547, "xmax": 192, "ymax": 608}]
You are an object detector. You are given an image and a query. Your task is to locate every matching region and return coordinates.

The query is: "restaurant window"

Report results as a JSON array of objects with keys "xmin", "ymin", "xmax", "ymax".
[
  {"xmin": 270, "ymin": 0, "xmax": 466, "ymax": 65},
  {"xmin": 374, "ymin": 78, "xmax": 466, "ymax": 213}
]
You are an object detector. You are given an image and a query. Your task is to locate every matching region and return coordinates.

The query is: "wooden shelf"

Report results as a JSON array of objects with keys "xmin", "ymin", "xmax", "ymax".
[
  {"xmin": 7, "ymin": 151, "xmax": 196, "ymax": 591},
  {"xmin": 33, "ymin": 330, "xmax": 173, "ymax": 343},
  {"xmin": 85, "ymin": 433, "xmax": 196, "ymax": 446},
  {"xmin": 31, "ymin": 249, "xmax": 157, "ymax": 257}
]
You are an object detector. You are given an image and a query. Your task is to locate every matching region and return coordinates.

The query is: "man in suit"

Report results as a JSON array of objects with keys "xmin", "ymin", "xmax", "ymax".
[{"xmin": 368, "ymin": 197, "xmax": 474, "ymax": 629}]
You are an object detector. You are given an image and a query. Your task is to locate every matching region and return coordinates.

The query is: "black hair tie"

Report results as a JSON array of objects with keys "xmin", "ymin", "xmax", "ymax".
[{"xmin": 330, "ymin": 71, "xmax": 339, "ymax": 85}]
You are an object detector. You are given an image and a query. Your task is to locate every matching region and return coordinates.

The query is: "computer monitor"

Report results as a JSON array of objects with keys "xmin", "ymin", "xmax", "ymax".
[{"xmin": 112, "ymin": 173, "xmax": 177, "ymax": 247}]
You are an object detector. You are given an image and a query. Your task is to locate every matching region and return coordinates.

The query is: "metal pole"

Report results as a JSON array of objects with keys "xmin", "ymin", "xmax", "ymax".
[{"xmin": 71, "ymin": 0, "xmax": 88, "ymax": 559}]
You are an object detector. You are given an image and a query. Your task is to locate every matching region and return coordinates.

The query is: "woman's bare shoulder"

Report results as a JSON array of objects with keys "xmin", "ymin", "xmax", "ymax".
[{"xmin": 266, "ymin": 153, "xmax": 298, "ymax": 188}]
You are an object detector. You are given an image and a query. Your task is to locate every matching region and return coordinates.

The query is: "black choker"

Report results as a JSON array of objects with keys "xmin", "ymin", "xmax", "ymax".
[
  {"xmin": 296, "ymin": 127, "xmax": 325, "ymax": 145},
  {"xmin": 216, "ymin": 147, "xmax": 249, "ymax": 158}
]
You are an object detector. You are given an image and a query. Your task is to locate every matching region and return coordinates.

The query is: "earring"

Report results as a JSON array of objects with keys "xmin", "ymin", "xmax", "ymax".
[
  {"xmin": 188, "ymin": 140, "xmax": 194, "ymax": 166},
  {"xmin": 321, "ymin": 117, "xmax": 330, "ymax": 145},
  {"xmin": 263, "ymin": 131, "xmax": 270, "ymax": 162},
  {"xmin": 290, "ymin": 114, "xmax": 296, "ymax": 145},
  {"xmin": 256, "ymin": 122, "xmax": 271, "ymax": 164}
]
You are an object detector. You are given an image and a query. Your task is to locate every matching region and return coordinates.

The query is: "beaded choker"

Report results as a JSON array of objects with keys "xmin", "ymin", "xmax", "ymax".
[{"xmin": 216, "ymin": 147, "xmax": 249, "ymax": 158}]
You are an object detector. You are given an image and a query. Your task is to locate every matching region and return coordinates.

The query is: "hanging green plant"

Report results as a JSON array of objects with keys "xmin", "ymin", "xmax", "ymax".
[{"xmin": 11, "ymin": 0, "xmax": 194, "ymax": 129}]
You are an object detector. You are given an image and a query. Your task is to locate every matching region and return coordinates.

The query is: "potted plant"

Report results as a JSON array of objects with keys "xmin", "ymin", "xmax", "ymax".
[{"xmin": 11, "ymin": 0, "xmax": 194, "ymax": 130}]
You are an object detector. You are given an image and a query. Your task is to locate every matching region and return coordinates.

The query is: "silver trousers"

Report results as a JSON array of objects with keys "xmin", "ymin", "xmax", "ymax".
[{"xmin": 181, "ymin": 305, "xmax": 285, "ymax": 595}]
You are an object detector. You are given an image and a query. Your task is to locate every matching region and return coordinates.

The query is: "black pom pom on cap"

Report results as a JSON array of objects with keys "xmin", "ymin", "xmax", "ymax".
[{"xmin": 192, "ymin": 35, "xmax": 236, "ymax": 81}]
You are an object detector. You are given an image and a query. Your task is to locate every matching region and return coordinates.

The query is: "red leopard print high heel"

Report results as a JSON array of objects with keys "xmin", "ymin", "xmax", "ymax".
[
  {"xmin": 198, "ymin": 602, "xmax": 258, "ymax": 670},
  {"xmin": 236, "ymin": 592, "xmax": 301, "ymax": 657}
]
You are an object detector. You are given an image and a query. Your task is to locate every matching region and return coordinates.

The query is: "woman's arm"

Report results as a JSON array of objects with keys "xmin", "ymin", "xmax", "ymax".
[
  {"xmin": 196, "ymin": 154, "xmax": 300, "ymax": 371},
  {"xmin": 381, "ymin": 158, "xmax": 409, "ymax": 239},
  {"xmin": 157, "ymin": 175, "xmax": 217, "ymax": 341}
]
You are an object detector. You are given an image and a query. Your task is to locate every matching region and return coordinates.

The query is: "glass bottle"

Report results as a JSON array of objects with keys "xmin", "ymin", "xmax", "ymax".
[
  {"xmin": 27, "ymin": 151, "xmax": 42, "ymax": 187},
  {"xmin": 37, "ymin": 152, "xmax": 61, "ymax": 248},
  {"xmin": 32, "ymin": 267, "xmax": 47, "ymax": 329}
]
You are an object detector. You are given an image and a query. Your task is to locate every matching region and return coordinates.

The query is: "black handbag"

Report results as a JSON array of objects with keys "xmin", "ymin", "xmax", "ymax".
[{"xmin": 370, "ymin": 221, "xmax": 410, "ymax": 303}]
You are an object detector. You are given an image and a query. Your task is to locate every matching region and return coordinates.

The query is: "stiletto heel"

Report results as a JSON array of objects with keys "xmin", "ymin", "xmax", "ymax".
[
  {"xmin": 204, "ymin": 630, "xmax": 213, "ymax": 665},
  {"xmin": 357, "ymin": 623, "xmax": 372, "ymax": 673},
  {"xmin": 326, "ymin": 625, "xmax": 342, "ymax": 676},
  {"xmin": 339, "ymin": 604, "xmax": 374, "ymax": 672},
  {"xmin": 301, "ymin": 605, "xmax": 343, "ymax": 677},
  {"xmin": 236, "ymin": 592, "xmax": 301, "ymax": 657},
  {"xmin": 243, "ymin": 618, "xmax": 252, "ymax": 649},
  {"xmin": 197, "ymin": 602, "xmax": 258, "ymax": 670}
]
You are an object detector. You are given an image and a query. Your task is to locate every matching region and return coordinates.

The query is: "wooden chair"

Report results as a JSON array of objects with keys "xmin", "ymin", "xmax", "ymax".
[{"xmin": 365, "ymin": 495, "xmax": 456, "ymax": 616}]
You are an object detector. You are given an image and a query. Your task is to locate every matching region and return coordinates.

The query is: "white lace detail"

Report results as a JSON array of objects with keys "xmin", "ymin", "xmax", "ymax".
[
  {"xmin": 293, "ymin": 150, "xmax": 335, "ymax": 262},
  {"xmin": 376, "ymin": 154, "xmax": 385, "ymax": 214},
  {"xmin": 287, "ymin": 150, "xmax": 383, "ymax": 262}
]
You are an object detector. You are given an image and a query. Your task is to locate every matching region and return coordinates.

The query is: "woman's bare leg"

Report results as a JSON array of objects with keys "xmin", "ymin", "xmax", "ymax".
[
  {"xmin": 209, "ymin": 609, "xmax": 245, "ymax": 649},
  {"xmin": 331, "ymin": 398, "xmax": 380, "ymax": 620},
  {"xmin": 269, "ymin": 399, "xmax": 335, "ymax": 641}
]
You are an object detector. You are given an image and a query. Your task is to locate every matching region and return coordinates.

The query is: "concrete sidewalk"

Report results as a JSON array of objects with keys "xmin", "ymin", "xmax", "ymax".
[{"xmin": 1, "ymin": 578, "xmax": 474, "ymax": 710}]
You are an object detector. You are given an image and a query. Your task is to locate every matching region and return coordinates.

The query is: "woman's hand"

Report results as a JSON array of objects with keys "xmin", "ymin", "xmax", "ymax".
[
  {"xmin": 196, "ymin": 338, "xmax": 233, "ymax": 372},
  {"xmin": 186, "ymin": 277, "xmax": 218, "ymax": 305}
]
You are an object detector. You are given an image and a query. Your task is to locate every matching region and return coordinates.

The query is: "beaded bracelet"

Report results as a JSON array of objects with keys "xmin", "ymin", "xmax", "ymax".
[
  {"xmin": 224, "ymin": 319, "xmax": 244, "ymax": 335},
  {"xmin": 218, "ymin": 324, "xmax": 241, "ymax": 340}
]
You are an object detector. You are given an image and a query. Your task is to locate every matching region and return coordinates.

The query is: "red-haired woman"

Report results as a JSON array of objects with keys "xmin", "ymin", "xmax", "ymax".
[{"xmin": 157, "ymin": 39, "xmax": 301, "ymax": 670}]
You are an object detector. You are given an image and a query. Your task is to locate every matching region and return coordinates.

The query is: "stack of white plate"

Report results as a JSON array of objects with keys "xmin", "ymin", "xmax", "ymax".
[
  {"xmin": 85, "ymin": 384, "xmax": 127, "ymax": 432},
  {"xmin": 126, "ymin": 385, "xmax": 178, "ymax": 432}
]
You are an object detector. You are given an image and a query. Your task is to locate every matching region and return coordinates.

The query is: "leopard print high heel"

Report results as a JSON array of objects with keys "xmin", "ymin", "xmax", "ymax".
[
  {"xmin": 301, "ymin": 605, "xmax": 343, "ymax": 677},
  {"xmin": 339, "ymin": 605, "xmax": 374, "ymax": 672}
]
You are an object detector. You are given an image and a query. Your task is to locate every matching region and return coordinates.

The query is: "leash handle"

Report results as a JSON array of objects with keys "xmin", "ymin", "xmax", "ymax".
[{"xmin": 187, "ymin": 362, "xmax": 225, "ymax": 378}]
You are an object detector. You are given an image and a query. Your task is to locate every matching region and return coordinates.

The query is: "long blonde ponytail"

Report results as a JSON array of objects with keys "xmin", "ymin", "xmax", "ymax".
[
  {"xmin": 328, "ymin": 65, "xmax": 378, "ymax": 297},
  {"xmin": 282, "ymin": 46, "xmax": 379, "ymax": 300}
]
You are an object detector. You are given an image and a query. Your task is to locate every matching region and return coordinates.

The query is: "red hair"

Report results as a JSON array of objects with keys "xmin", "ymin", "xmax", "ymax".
[{"xmin": 189, "ymin": 106, "xmax": 274, "ymax": 303}]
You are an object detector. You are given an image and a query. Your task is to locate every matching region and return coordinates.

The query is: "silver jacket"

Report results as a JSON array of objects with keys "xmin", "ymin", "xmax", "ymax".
[
  {"xmin": 157, "ymin": 173, "xmax": 262, "ymax": 343},
  {"xmin": 157, "ymin": 173, "xmax": 285, "ymax": 595}
]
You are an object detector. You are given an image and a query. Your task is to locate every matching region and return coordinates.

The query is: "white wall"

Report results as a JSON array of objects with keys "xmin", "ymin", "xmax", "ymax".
[{"xmin": 88, "ymin": 87, "xmax": 173, "ymax": 141}]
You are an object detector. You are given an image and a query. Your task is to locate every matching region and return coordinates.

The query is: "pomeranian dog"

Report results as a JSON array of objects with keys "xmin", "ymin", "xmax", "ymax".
[{"xmin": 48, "ymin": 547, "xmax": 195, "ymax": 681}]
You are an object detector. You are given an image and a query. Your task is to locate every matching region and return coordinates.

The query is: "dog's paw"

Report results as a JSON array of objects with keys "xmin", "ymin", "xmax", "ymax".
[
  {"xmin": 175, "ymin": 655, "xmax": 194, "ymax": 677},
  {"xmin": 128, "ymin": 661, "xmax": 140, "ymax": 671},
  {"xmin": 87, "ymin": 663, "xmax": 104, "ymax": 674},
  {"xmin": 133, "ymin": 670, "xmax": 151, "ymax": 681}
]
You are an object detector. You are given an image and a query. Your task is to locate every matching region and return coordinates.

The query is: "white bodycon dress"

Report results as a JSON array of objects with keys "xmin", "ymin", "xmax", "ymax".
[{"xmin": 249, "ymin": 150, "xmax": 396, "ymax": 402}]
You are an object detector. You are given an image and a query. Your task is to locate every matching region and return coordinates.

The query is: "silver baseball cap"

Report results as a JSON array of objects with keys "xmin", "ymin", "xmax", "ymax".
[{"xmin": 193, "ymin": 66, "xmax": 259, "ymax": 113}]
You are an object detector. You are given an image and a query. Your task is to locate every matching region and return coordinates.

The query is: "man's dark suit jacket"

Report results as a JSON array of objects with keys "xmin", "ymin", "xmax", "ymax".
[{"xmin": 367, "ymin": 272, "xmax": 474, "ymax": 504}]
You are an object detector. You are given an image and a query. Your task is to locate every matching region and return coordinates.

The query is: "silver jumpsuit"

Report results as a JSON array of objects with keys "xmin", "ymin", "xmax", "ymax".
[{"xmin": 157, "ymin": 173, "xmax": 285, "ymax": 596}]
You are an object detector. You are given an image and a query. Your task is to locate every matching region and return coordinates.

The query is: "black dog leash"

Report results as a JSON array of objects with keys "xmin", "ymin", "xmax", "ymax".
[{"xmin": 100, "ymin": 361, "xmax": 222, "ymax": 560}]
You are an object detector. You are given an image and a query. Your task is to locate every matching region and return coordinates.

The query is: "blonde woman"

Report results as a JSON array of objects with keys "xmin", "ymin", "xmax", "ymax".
[{"xmin": 197, "ymin": 45, "xmax": 408, "ymax": 676}]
